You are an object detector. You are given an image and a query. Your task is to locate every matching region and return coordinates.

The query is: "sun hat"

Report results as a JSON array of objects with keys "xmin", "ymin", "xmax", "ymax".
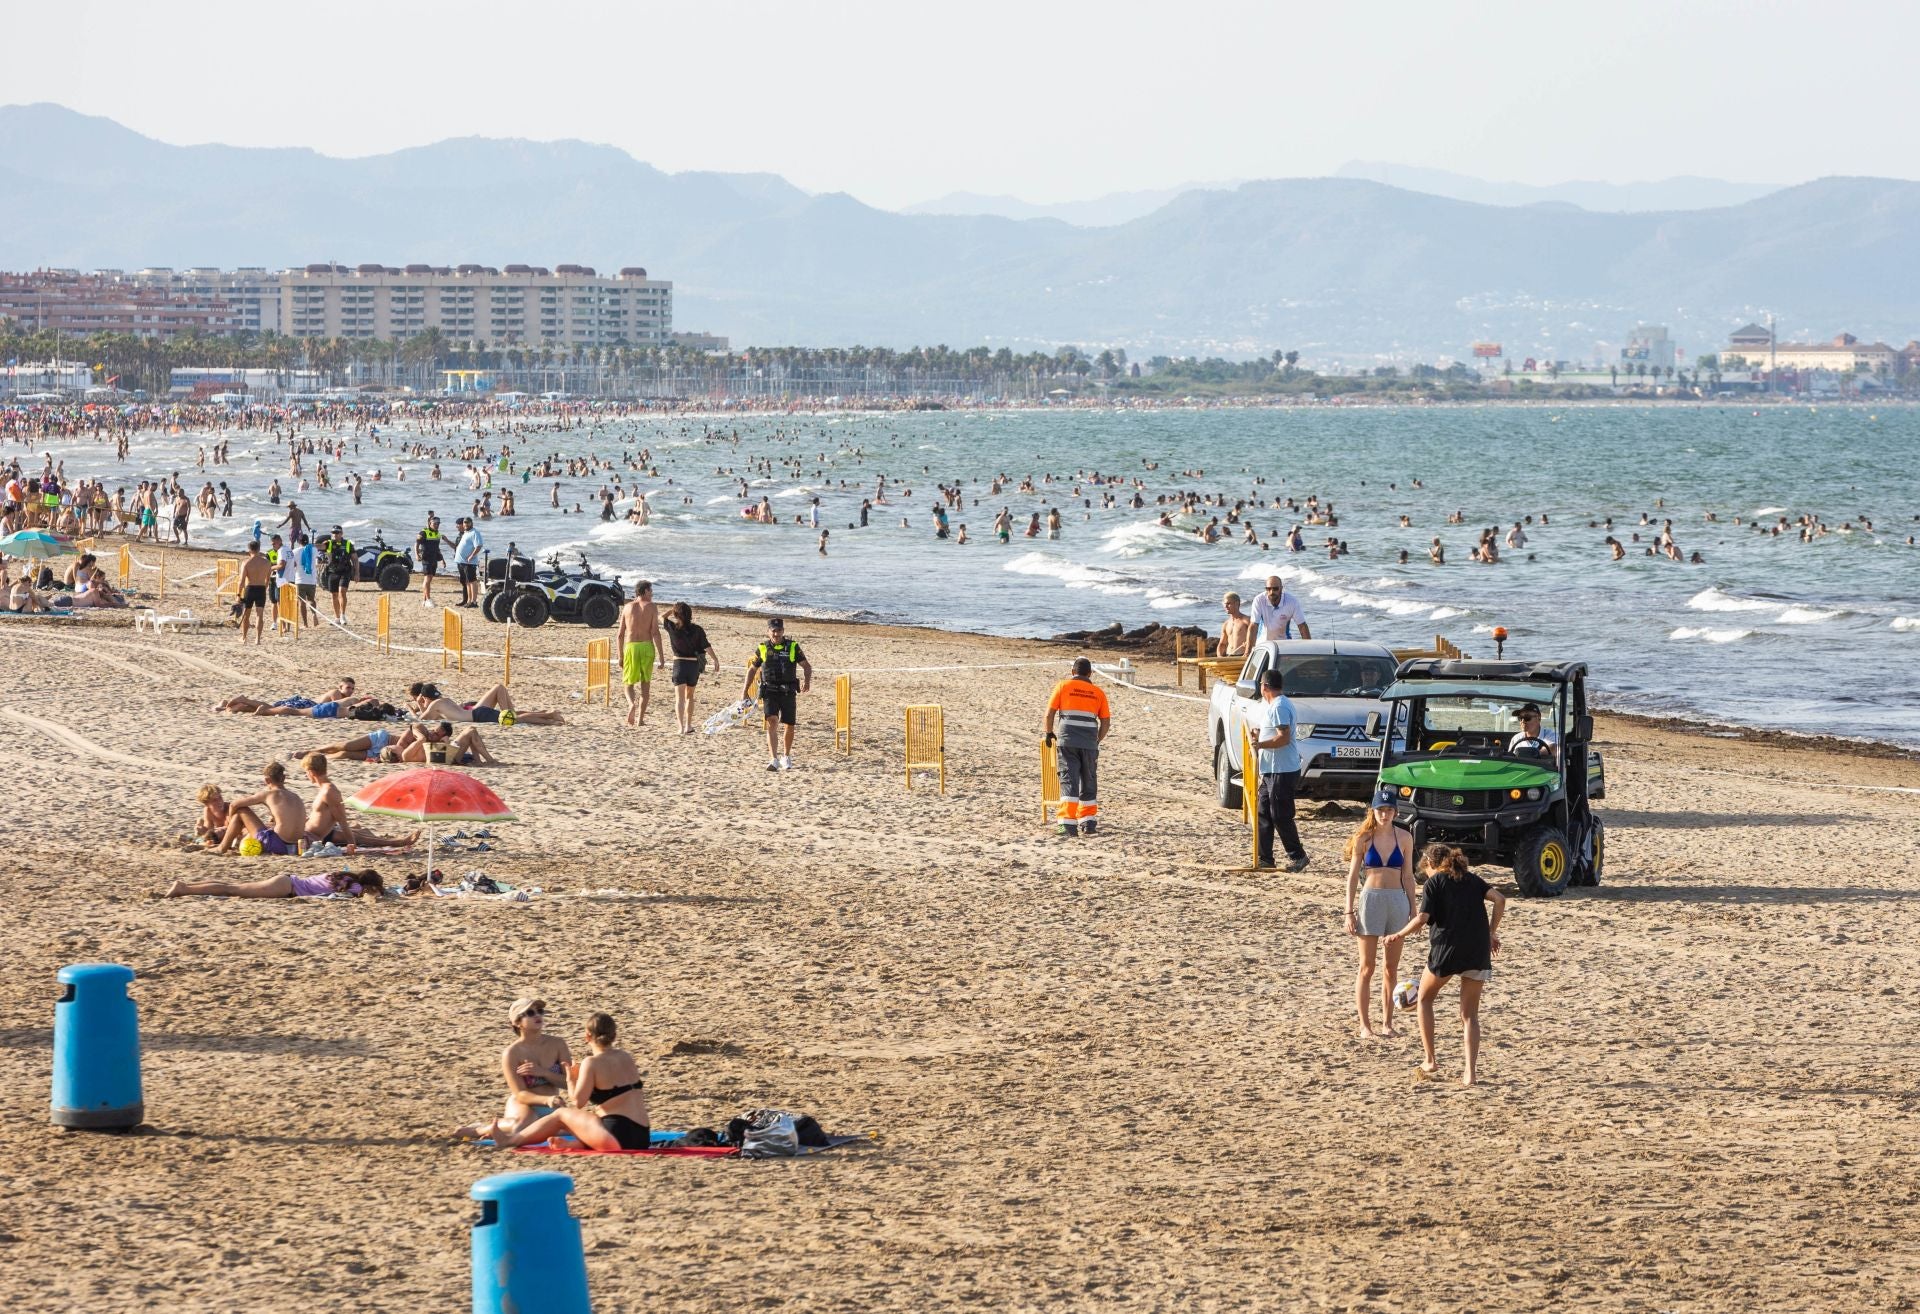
[{"xmin": 508, "ymin": 997, "xmax": 546, "ymax": 1026}]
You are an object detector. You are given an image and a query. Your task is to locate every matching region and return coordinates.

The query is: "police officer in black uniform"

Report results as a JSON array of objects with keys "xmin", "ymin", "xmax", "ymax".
[
  {"xmin": 317, "ymin": 524, "xmax": 356, "ymax": 622},
  {"xmin": 416, "ymin": 513, "xmax": 444, "ymax": 603}
]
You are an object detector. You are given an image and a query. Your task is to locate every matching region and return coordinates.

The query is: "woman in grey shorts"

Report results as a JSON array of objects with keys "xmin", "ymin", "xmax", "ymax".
[{"xmin": 1343, "ymin": 786, "xmax": 1418, "ymax": 1039}]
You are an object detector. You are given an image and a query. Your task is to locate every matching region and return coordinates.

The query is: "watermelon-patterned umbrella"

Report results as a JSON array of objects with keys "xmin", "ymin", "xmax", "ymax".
[{"xmin": 348, "ymin": 767, "xmax": 514, "ymax": 883}]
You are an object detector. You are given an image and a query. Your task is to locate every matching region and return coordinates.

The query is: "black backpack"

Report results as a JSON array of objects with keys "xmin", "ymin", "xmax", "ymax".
[{"xmin": 758, "ymin": 641, "xmax": 799, "ymax": 692}]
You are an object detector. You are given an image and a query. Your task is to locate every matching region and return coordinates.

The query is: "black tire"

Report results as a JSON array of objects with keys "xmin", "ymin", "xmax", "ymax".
[
  {"xmin": 481, "ymin": 590, "xmax": 507, "ymax": 623},
  {"xmin": 1214, "ymin": 735, "xmax": 1242, "ymax": 810},
  {"xmin": 1573, "ymin": 815, "xmax": 1605, "ymax": 887},
  {"xmin": 1513, "ymin": 824, "xmax": 1573, "ymax": 898},
  {"xmin": 581, "ymin": 593, "xmax": 619, "ymax": 630},
  {"xmin": 509, "ymin": 589, "xmax": 550, "ymax": 628},
  {"xmin": 377, "ymin": 562, "xmax": 411, "ymax": 592}
]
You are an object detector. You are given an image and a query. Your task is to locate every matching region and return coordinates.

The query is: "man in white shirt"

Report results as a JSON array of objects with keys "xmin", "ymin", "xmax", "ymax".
[
  {"xmin": 1249, "ymin": 576, "xmax": 1312, "ymax": 641},
  {"xmin": 290, "ymin": 533, "xmax": 320, "ymax": 627},
  {"xmin": 1506, "ymin": 705, "xmax": 1558, "ymax": 761},
  {"xmin": 452, "ymin": 517, "xmax": 485, "ymax": 608}
]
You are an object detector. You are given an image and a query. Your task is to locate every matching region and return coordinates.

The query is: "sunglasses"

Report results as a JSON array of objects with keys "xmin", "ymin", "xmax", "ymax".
[{"xmin": 520, "ymin": 1009, "xmax": 546, "ymax": 1019}]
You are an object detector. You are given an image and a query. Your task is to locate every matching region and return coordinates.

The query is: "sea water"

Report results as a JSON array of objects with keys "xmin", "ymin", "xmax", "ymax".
[{"xmin": 57, "ymin": 403, "xmax": 1920, "ymax": 747}]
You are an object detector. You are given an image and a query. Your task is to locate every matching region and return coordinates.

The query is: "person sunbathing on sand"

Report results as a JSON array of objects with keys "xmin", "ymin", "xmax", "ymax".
[
  {"xmin": 298, "ymin": 725, "xmax": 416, "ymax": 763},
  {"xmin": 407, "ymin": 681, "xmax": 565, "ymax": 726},
  {"xmin": 217, "ymin": 678, "xmax": 369, "ymax": 718},
  {"xmin": 205, "ymin": 761, "xmax": 308, "ymax": 856},
  {"xmin": 300, "ymin": 754, "xmax": 417, "ymax": 849},
  {"xmin": 452, "ymin": 998, "xmax": 575, "ymax": 1143},
  {"xmin": 481, "ymin": 1012, "xmax": 652, "ymax": 1152},
  {"xmin": 299, "ymin": 721, "xmax": 500, "ymax": 767},
  {"xmin": 166, "ymin": 869, "xmax": 383, "ymax": 899}
]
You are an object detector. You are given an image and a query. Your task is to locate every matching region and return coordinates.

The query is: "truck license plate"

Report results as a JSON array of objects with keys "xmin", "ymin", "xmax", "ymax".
[{"xmin": 1333, "ymin": 744, "xmax": 1380, "ymax": 759}]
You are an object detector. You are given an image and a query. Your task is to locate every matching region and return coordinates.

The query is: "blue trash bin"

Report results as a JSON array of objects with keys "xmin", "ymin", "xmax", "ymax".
[
  {"xmin": 470, "ymin": 1171, "xmax": 590, "ymax": 1314},
  {"xmin": 51, "ymin": 963, "xmax": 144, "ymax": 1130}
]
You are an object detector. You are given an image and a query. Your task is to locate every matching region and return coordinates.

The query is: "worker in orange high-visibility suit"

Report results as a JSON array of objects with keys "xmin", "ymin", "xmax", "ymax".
[{"xmin": 1043, "ymin": 656, "xmax": 1112, "ymax": 837}]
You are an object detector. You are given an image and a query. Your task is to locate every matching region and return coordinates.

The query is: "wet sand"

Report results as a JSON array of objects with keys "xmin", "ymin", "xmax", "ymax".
[{"xmin": 2, "ymin": 545, "xmax": 1917, "ymax": 1311}]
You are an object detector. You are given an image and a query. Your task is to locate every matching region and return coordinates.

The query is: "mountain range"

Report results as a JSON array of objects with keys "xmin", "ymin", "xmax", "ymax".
[{"xmin": 3, "ymin": 103, "xmax": 1918, "ymax": 359}]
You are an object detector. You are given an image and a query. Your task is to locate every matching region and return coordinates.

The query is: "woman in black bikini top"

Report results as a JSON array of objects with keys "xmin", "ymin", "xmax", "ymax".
[{"xmin": 497, "ymin": 1012, "xmax": 651, "ymax": 1152}]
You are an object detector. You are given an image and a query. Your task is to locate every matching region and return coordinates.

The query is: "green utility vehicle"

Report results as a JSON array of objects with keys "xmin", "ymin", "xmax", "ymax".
[{"xmin": 1368, "ymin": 659, "xmax": 1606, "ymax": 897}]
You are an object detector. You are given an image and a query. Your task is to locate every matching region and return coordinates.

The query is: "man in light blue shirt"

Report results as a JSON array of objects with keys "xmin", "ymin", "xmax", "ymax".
[
  {"xmin": 1253, "ymin": 667, "xmax": 1308, "ymax": 871},
  {"xmin": 452, "ymin": 516, "xmax": 485, "ymax": 607}
]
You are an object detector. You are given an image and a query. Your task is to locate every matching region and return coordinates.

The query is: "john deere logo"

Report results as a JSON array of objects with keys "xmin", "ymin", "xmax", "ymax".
[{"xmin": 1451, "ymin": 794, "xmax": 1465, "ymax": 806}]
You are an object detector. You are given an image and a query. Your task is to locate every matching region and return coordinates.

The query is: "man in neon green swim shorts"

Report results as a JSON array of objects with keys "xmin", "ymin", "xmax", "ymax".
[{"xmin": 615, "ymin": 580, "xmax": 661, "ymax": 728}]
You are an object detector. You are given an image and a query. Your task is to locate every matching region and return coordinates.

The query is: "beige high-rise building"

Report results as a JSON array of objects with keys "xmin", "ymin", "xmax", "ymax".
[{"xmin": 276, "ymin": 263, "xmax": 672, "ymax": 346}]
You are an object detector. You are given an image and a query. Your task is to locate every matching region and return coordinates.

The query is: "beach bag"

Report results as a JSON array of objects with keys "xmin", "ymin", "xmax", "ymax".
[{"xmin": 731, "ymin": 1109, "xmax": 800, "ymax": 1158}]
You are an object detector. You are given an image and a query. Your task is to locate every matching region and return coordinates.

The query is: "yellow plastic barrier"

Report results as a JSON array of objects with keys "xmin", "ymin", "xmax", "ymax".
[
  {"xmin": 275, "ymin": 583, "xmax": 300, "ymax": 637},
  {"xmin": 904, "ymin": 704, "xmax": 945, "ymax": 793},
  {"xmin": 834, "ymin": 674, "xmax": 853, "ymax": 754},
  {"xmin": 155, "ymin": 558, "xmax": 165, "ymax": 602},
  {"xmin": 584, "ymin": 638, "xmax": 611, "ymax": 704},
  {"xmin": 1241, "ymin": 723, "xmax": 1259, "ymax": 869},
  {"xmin": 213, "ymin": 558, "xmax": 240, "ymax": 597},
  {"xmin": 1040, "ymin": 738, "xmax": 1061, "ymax": 822},
  {"xmin": 117, "ymin": 546, "xmax": 131, "ymax": 588},
  {"xmin": 376, "ymin": 591, "xmax": 392, "ymax": 655},
  {"xmin": 441, "ymin": 607, "xmax": 464, "ymax": 671},
  {"xmin": 74, "ymin": 537, "xmax": 95, "ymax": 554}
]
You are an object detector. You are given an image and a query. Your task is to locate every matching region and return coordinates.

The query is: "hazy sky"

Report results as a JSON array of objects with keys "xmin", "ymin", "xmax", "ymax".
[{"xmin": 13, "ymin": 0, "xmax": 1917, "ymax": 208}]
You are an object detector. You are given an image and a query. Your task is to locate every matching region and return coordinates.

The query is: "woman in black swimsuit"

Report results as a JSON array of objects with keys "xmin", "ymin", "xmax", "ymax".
[{"xmin": 496, "ymin": 1012, "xmax": 651, "ymax": 1151}]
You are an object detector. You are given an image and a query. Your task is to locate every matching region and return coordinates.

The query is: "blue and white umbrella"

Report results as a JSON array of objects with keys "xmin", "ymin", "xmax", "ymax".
[{"xmin": 0, "ymin": 530, "xmax": 76, "ymax": 561}]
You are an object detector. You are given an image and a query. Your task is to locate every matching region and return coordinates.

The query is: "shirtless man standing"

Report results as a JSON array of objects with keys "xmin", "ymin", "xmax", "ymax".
[
  {"xmin": 301, "ymin": 754, "xmax": 416, "ymax": 849},
  {"xmin": 207, "ymin": 760, "xmax": 307, "ymax": 856},
  {"xmin": 1218, "ymin": 592, "xmax": 1254, "ymax": 658},
  {"xmin": 614, "ymin": 580, "xmax": 661, "ymax": 728},
  {"xmin": 237, "ymin": 541, "xmax": 273, "ymax": 646}
]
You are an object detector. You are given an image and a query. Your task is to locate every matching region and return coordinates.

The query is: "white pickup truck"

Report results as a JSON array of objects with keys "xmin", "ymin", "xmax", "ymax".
[{"xmin": 1207, "ymin": 639, "xmax": 1400, "ymax": 807}]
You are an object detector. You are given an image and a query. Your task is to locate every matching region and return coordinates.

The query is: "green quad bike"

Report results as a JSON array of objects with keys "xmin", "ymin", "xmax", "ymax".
[{"xmin": 1367, "ymin": 659, "xmax": 1607, "ymax": 897}]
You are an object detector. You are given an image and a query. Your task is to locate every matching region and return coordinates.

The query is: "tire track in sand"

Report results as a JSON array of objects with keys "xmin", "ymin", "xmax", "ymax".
[{"xmin": 0, "ymin": 706, "xmax": 188, "ymax": 777}]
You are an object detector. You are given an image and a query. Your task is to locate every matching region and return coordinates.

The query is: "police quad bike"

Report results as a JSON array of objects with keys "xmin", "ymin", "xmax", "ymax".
[
  {"xmin": 353, "ymin": 533, "xmax": 415, "ymax": 592},
  {"xmin": 483, "ymin": 548, "xmax": 624, "ymax": 629},
  {"xmin": 1367, "ymin": 658, "xmax": 1607, "ymax": 898}
]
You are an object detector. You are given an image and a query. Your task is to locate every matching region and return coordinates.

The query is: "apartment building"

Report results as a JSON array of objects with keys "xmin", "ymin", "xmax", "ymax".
[
  {"xmin": 1722, "ymin": 327, "xmax": 1901, "ymax": 376},
  {"xmin": 3, "ymin": 264, "xmax": 673, "ymax": 346},
  {"xmin": 108, "ymin": 267, "xmax": 284, "ymax": 335},
  {"xmin": 0, "ymin": 270, "xmax": 234, "ymax": 336},
  {"xmin": 278, "ymin": 263, "xmax": 672, "ymax": 346}
]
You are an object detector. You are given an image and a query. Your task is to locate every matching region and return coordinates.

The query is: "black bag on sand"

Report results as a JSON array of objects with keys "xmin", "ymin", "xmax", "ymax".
[{"xmin": 724, "ymin": 1109, "xmax": 831, "ymax": 1157}]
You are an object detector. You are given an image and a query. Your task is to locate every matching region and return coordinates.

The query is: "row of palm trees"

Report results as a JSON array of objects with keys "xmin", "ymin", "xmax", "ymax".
[{"xmin": 0, "ymin": 326, "xmax": 1155, "ymax": 397}]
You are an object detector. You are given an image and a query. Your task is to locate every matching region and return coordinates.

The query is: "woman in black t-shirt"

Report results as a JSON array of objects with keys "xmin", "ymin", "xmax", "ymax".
[
  {"xmin": 663, "ymin": 601, "xmax": 719, "ymax": 735},
  {"xmin": 1385, "ymin": 844, "xmax": 1506, "ymax": 1087}
]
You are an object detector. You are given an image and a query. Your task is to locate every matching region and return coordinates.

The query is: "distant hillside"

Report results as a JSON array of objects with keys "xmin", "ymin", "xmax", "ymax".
[
  {"xmin": 902, "ymin": 183, "xmax": 1237, "ymax": 227},
  {"xmin": 1333, "ymin": 162, "xmax": 1785, "ymax": 213},
  {"xmin": 2, "ymin": 104, "xmax": 1916, "ymax": 357}
]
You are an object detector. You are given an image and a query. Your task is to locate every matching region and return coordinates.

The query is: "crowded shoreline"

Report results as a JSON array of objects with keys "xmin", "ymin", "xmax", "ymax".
[{"xmin": 20, "ymin": 534, "xmax": 1920, "ymax": 762}]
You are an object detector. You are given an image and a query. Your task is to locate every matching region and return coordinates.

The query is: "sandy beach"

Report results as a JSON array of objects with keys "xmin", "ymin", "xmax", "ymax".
[{"xmin": 4, "ymin": 545, "xmax": 1919, "ymax": 1312}]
